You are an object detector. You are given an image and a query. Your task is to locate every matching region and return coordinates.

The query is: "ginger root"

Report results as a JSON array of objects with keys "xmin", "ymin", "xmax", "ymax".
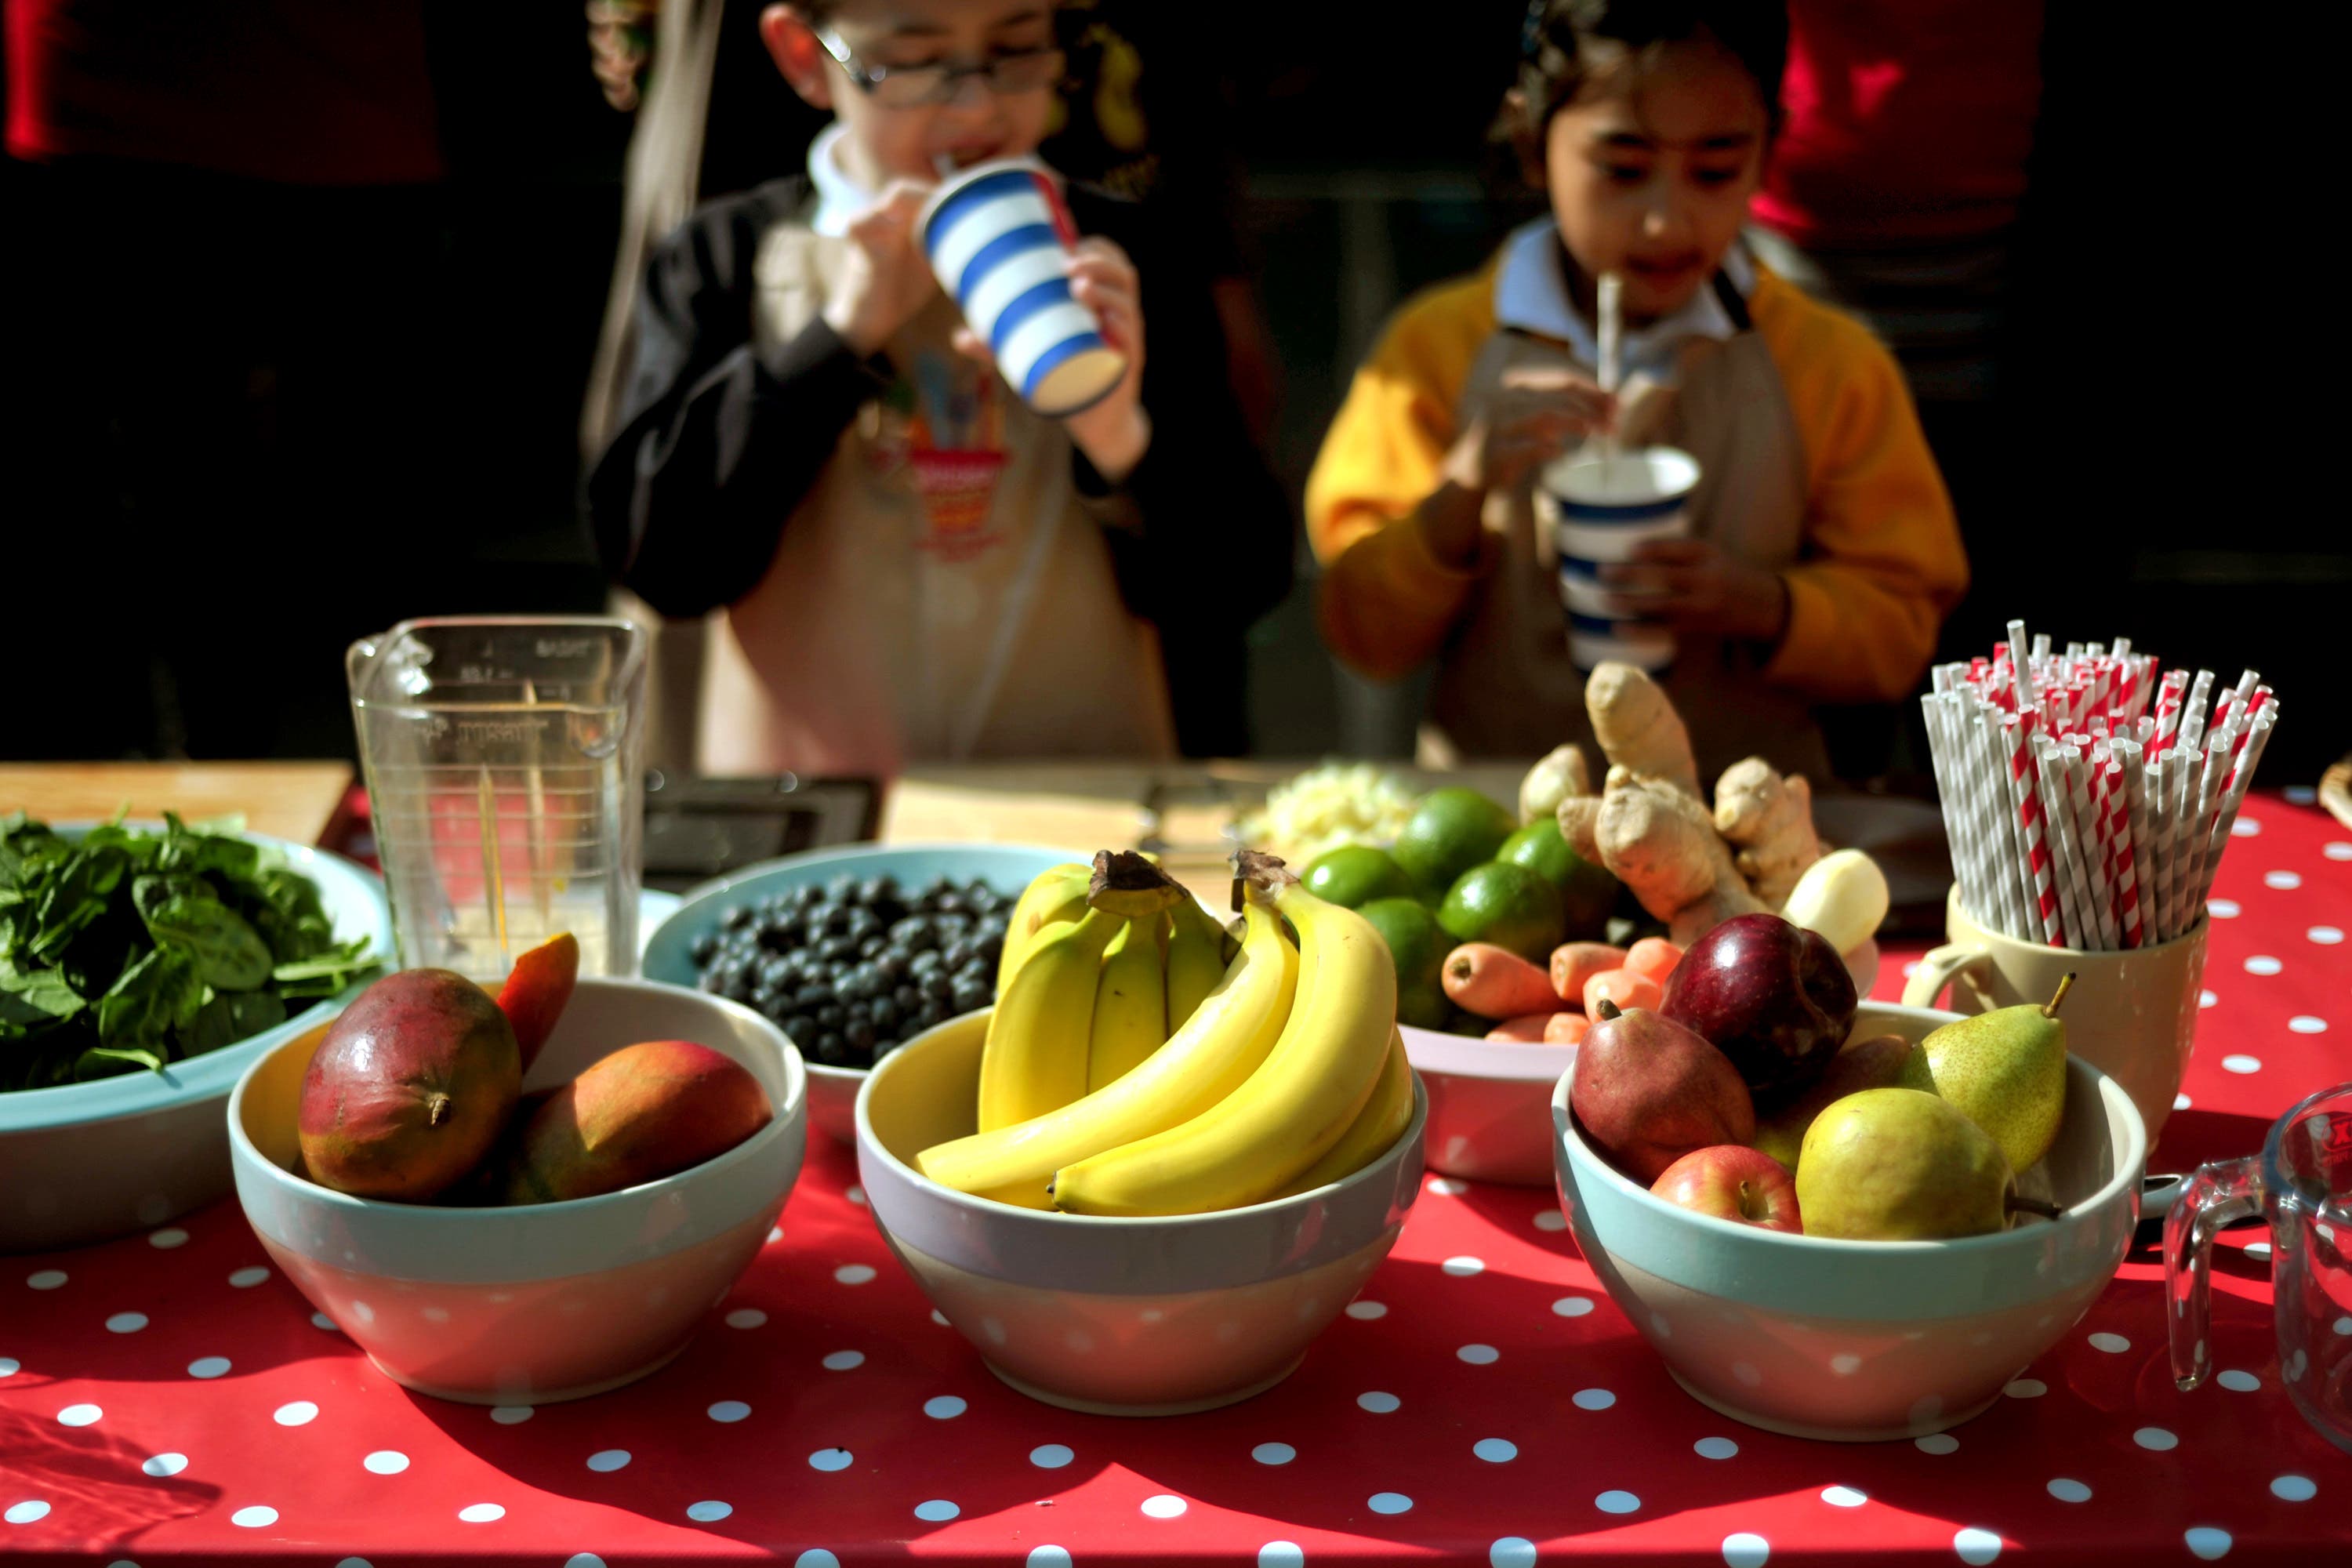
[
  {"xmin": 1713, "ymin": 758, "xmax": 1823, "ymax": 908},
  {"xmin": 1568, "ymin": 766, "xmax": 1769, "ymax": 945},
  {"xmin": 1519, "ymin": 742, "xmax": 1593, "ymax": 824},
  {"xmin": 1585, "ymin": 662, "xmax": 1700, "ymax": 797}
]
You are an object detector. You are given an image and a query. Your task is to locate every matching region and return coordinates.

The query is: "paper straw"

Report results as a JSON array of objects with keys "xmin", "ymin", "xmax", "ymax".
[
  {"xmin": 2178, "ymin": 735, "xmax": 2230, "ymax": 933},
  {"xmin": 1929, "ymin": 697, "xmax": 1995, "ymax": 930},
  {"xmin": 2038, "ymin": 736, "xmax": 2092, "ymax": 948},
  {"xmin": 2118, "ymin": 739, "xmax": 2157, "ymax": 942},
  {"xmin": 2180, "ymin": 670, "xmax": 2216, "ymax": 753},
  {"xmin": 1969, "ymin": 699, "xmax": 2030, "ymax": 938},
  {"xmin": 2103, "ymin": 760, "xmax": 2142, "ymax": 947},
  {"xmin": 2204, "ymin": 708, "xmax": 2278, "ymax": 884},
  {"xmin": 2008, "ymin": 713, "xmax": 2064, "ymax": 944},
  {"xmin": 2063, "ymin": 742, "xmax": 2118, "ymax": 949}
]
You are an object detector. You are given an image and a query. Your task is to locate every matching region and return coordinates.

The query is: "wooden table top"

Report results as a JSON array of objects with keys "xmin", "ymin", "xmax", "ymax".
[{"xmin": 0, "ymin": 761, "xmax": 355, "ymax": 847}]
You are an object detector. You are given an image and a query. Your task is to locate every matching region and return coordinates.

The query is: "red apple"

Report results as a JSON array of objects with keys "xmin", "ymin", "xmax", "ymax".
[
  {"xmin": 1650, "ymin": 1144, "xmax": 1802, "ymax": 1232},
  {"xmin": 1660, "ymin": 913, "xmax": 1857, "ymax": 1096}
]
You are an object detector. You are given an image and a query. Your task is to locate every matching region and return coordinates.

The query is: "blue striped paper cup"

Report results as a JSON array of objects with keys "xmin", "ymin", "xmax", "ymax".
[
  {"xmin": 917, "ymin": 158, "xmax": 1128, "ymax": 417},
  {"xmin": 1534, "ymin": 445, "xmax": 1700, "ymax": 673}
]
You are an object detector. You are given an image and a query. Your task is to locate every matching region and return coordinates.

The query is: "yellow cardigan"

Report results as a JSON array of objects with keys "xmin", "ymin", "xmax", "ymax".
[{"xmin": 1305, "ymin": 259, "xmax": 1967, "ymax": 704}]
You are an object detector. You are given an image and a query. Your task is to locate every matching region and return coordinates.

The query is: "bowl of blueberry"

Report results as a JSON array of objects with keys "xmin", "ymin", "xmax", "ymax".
[{"xmin": 641, "ymin": 844, "xmax": 1083, "ymax": 1143}]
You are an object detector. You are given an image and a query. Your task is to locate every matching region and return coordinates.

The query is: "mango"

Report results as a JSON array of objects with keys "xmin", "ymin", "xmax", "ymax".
[
  {"xmin": 298, "ymin": 969, "xmax": 521, "ymax": 1203},
  {"xmin": 495, "ymin": 932, "xmax": 579, "ymax": 1071},
  {"xmin": 501, "ymin": 1040, "xmax": 771, "ymax": 1204}
]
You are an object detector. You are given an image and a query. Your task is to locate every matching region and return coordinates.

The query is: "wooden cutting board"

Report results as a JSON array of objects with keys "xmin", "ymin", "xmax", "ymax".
[{"xmin": 0, "ymin": 762, "xmax": 355, "ymax": 847}]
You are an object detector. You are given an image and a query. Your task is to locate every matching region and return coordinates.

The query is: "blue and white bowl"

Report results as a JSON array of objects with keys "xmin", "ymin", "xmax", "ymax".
[
  {"xmin": 918, "ymin": 157, "xmax": 1127, "ymax": 416},
  {"xmin": 1537, "ymin": 445, "xmax": 1700, "ymax": 672}
]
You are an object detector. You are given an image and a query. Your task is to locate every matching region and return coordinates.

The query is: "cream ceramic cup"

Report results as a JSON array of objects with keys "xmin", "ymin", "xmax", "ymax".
[{"xmin": 1902, "ymin": 886, "xmax": 2209, "ymax": 1146}]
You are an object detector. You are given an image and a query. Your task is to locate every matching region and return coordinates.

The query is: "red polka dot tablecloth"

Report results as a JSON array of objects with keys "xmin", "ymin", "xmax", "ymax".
[{"xmin": 5, "ymin": 793, "xmax": 2348, "ymax": 1566}]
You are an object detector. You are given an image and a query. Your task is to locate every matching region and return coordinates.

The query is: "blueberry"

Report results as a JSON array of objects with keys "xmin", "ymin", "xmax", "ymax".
[
  {"xmin": 951, "ymin": 979, "xmax": 990, "ymax": 1012},
  {"xmin": 719, "ymin": 903, "xmax": 752, "ymax": 931},
  {"xmin": 813, "ymin": 1030, "xmax": 848, "ymax": 1063},
  {"xmin": 915, "ymin": 1001, "xmax": 948, "ymax": 1031},
  {"xmin": 859, "ymin": 874, "xmax": 896, "ymax": 905},
  {"xmin": 894, "ymin": 983, "xmax": 923, "ymax": 1011},
  {"xmin": 777, "ymin": 1012, "xmax": 811, "ymax": 1040},
  {"xmin": 874, "ymin": 952, "xmax": 908, "ymax": 984},
  {"xmin": 829, "ymin": 872, "xmax": 858, "ymax": 898},
  {"xmin": 796, "ymin": 980, "xmax": 835, "ymax": 1009},
  {"xmin": 924, "ymin": 971, "xmax": 956, "ymax": 1002},
  {"xmin": 869, "ymin": 997, "xmax": 899, "ymax": 1030},
  {"xmin": 973, "ymin": 931, "xmax": 1004, "ymax": 968},
  {"xmin": 789, "ymin": 882, "xmax": 822, "ymax": 909},
  {"xmin": 934, "ymin": 891, "xmax": 966, "ymax": 916},
  {"xmin": 698, "ymin": 968, "xmax": 728, "ymax": 994},
  {"xmin": 890, "ymin": 916, "xmax": 934, "ymax": 949},
  {"xmin": 820, "ymin": 935, "xmax": 859, "ymax": 963},
  {"xmin": 689, "ymin": 931, "xmax": 720, "ymax": 964},
  {"xmin": 859, "ymin": 935, "xmax": 887, "ymax": 960},
  {"xmin": 844, "ymin": 1019, "xmax": 876, "ymax": 1051},
  {"xmin": 908, "ymin": 949, "xmax": 943, "ymax": 975},
  {"xmin": 935, "ymin": 913, "xmax": 972, "ymax": 942}
]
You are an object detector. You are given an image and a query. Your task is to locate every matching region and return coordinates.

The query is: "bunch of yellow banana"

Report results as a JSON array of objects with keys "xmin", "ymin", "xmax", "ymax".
[{"xmin": 924, "ymin": 850, "xmax": 1415, "ymax": 1214}]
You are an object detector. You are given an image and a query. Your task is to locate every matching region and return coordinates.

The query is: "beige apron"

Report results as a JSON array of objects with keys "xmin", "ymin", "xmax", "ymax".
[
  {"xmin": 697, "ymin": 219, "xmax": 1175, "ymax": 778},
  {"xmin": 1432, "ymin": 325, "xmax": 1834, "ymax": 786}
]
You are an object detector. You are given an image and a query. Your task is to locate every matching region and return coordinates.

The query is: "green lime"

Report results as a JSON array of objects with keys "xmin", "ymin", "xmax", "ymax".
[
  {"xmin": 1301, "ymin": 844, "xmax": 1416, "ymax": 909},
  {"xmin": 1396, "ymin": 983, "xmax": 1453, "ymax": 1031},
  {"xmin": 1357, "ymin": 895, "xmax": 1447, "ymax": 1023},
  {"xmin": 1498, "ymin": 817, "xmax": 1621, "ymax": 939},
  {"xmin": 1392, "ymin": 786, "xmax": 1517, "ymax": 901},
  {"xmin": 1437, "ymin": 861, "xmax": 1566, "ymax": 962}
]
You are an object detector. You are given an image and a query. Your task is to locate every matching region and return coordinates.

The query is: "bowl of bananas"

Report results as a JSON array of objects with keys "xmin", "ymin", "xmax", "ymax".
[{"xmin": 855, "ymin": 851, "xmax": 1426, "ymax": 1415}]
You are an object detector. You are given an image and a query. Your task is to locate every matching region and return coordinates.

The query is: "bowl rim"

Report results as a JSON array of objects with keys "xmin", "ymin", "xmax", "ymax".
[
  {"xmin": 227, "ymin": 975, "xmax": 808, "ymax": 1221},
  {"xmin": 1551, "ymin": 999, "xmax": 2149, "ymax": 1258},
  {"xmin": 855, "ymin": 1007, "xmax": 1428, "ymax": 1230},
  {"xmin": 0, "ymin": 822, "xmax": 392, "ymax": 1131},
  {"xmin": 651, "ymin": 840, "xmax": 1091, "ymax": 927}
]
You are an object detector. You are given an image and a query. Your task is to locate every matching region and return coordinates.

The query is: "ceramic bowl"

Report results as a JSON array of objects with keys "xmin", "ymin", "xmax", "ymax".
[
  {"xmin": 1406, "ymin": 939, "xmax": 1880, "ymax": 1189},
  {"xmin": 642, "ymin": 842, "xmax": 1080, "ymax": 1145},
  {"xmin": 229, "ymin": 978, "xmax": 807, "ymax": 1404},
  {"xmin": 1552, "ymin": 1000, "xmax": 2144, "ymax": 1441},
  {"xmin": 0, "ymin": 829, "xmax": 392, "ymax": 1253},
  {"xmin": 856, "ymin": 1008, "xmax": 1427, "ymax": 1416}
]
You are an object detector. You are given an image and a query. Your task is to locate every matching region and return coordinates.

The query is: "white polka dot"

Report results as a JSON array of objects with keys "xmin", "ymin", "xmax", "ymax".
[
  {"xmin": 147, "ymin": 1229, "xmax": 188, "ymax": 1249},
  {"xmin": 1368, "ymin": 1492, "xmax": 1414, "ymax": 1515},
  {"xmin": 2047, "ymin": 1478, "xmax": 2091, "ymax": 1502},
  {"xmin": 2199, "ymin": 989, "xmax": 2218, "ymax": 1009},
  {"xmin": 227, "ymin": 1267, "xmax": 270, "ymax": 1288},
  {"xmin": 2336, "ymin": 1316, "xmax": 2352, "ymax": 1336},
  {"xmin": 1358, "ymin": 1391, "xmax": 1400, "ymax": 1413},
  {"xmin": 2243, "ymin": 955, "xmax": 2281, "ymax": 975},
  {"xmin": 1552, "ymin": 1295, "xmax": 1595, "ymax": 1317},
  {"xmin": 2287, "ymin": 786, "xmax": 2318, "ymax": 804},
  {"xmin": 930, "ymin": 1310, "xmax": 950, "ymax": 1326},
  {"xmin": 1427, "ymin": 1176, "xmax": 1468, "ymax": 1196},
  {"xmin": 26, "ymin": 1270, "xmax": 66, "ymax": 1290},
  {"xmin": 187, "ymin": 1357, "xmax": 230, "ymax": 1379},
  {"xmin": 230, "ymin": 1505, "xmax": 278, "ymax": 1528},
  {"xmin": 489, "ymin": 1406, "xmax": 533, "ymax": 1425},
  {"xmin": 822, "ymin": 1350, "xmax": 864, "ymax": 1370},
  {"xmin": 2209, "ymin": 898, "xmax": 2241, "ymax": 919},
  {"xmin": 1029, "ymin": 1551, "xmax": 1072, "ymax": 1568},
  {"xmin": 586, "ymin": 1450, "xmax": 630, "ymax": 1472},
  {"xmin": 2216, "ymin": 1369, "xmax": 2260, "ymax": 1392},
  {"xmin": 1473, "ymin": 1438, "xmax": 1518, "ymax": 1462},
  {"xmin": 1953, "ymin": 1526, "xmax": 2002, "ymax": 1564},
  {"xmin": 924, "ymin": 1396, "xmax": 966, "ymax": 1419},
  {"xmin": 273, "ymin": 1401, "xmax": 318, "ymax": 1427},
  {"xmin": 845, "ymin": 1185, "xmax": 867, "ymax": 1206},
  {"xmin": 362, "ymin": 1451, "xmax": 408, "ymax": 1475},
  {"xmin": 1457, "ymin": 1343, "xmax": 1499, "ymax": 1364},
  {"xmin": 1442, "ymin": 1256, "xmax": 1486, "ymax": 1277},
  {"xmin": 2328, "ymin": 843, "xmax": 2352, "ymax": 862},
  {"xmin": 903, "ymin": 1498, "xmax": 955, "ymax": 1521},
  {"xmin": 0, "ymin": 1359, "xmax": 14, "ymax": 1377},
  {"xmin": 1915, "ymin": 1434, "xmax": 1960, "ymax": 1454},
  {"xmin": 141, "ymin": 1454, "xmax": 187, "ymax": 1477},
  {"xmin": 1030, "ymin": 1444, "xmax": 1074, "ymax": 1469},
  {"xmin": 1722, "ymin": 1533, "xmax": 1770, "ymax": 1568},
  {"xmin": 57, "ymin": 1403, "xmax": 100, "ymax": 1427},
  {"xmin": 1261, "ymin": 1545, "xmax": 1306, "ymax": 1568},
  {"xmin": 1695, "ymin": 1436, "xmax": 1740, "ymax": 1459},
  {"xmin": 2245, "ymin": 1241, "xmax": 2273, "ymax": 1261},
  {"xmin": 1821, "ymin": 1486, "xmax": 1867, "ymax": 1508},
  {"xmin": 768, "ymin": 1227, "xmax": 784, "ymax": 1244},
  {"xmin": 2222, "ymin": 1054, "xmax": 2262, "ymax": 1073},
  {"xmin": 2233, "ymin": 818, "xmax": 2263, "ymax": 837},
  {"xmin": 1595, "ymin": 1490, "xmax": 1640, "ymax": 1514},
  {"xmin": 339, "ymin": 1559, "xmax": 376, "ymax": 1568},
  {"xmin": 2132, "ymin": 1426, "xmax": 2178, "ymax": 1450},
  {"xmin": 833, "ymin": 1265, "xmax": 877, "ymax": 1286},
  {"xmin": 688, "ymin": 1501, "xmax": 733, "ymax": 1523},
  {"xmin": 2310, "ymin": 926, "xmax": 2345, "ymax": 945},
  {"xmin": 1573, "ymin": 1388, "xmax": 1615, "ymax": 1410},
  {"xmin": 1532, "ymin": 1210, "xmax": 1568, "ymax": 1232},
  {"xmin": 2089, "ymin": 1332, "xmax": 2130, "ymax": 1352},
  {"xmin": 1141, "ymin": 1495, "xmax": 1188, "ymax": 1519},
  {"xmin": 706, "ymin": 1400, "xmax": 750, "ymax": 1423},
  {"xmin": 310, "ymin": 1313, "xmax": 338, "ymax": 1331},
  {"xmin": 2263, "ymin": 870, "xmax": 2300, "ymax": 889},
  {"xmin": 724, "ymin": 1308, "xmax": 767, "ymax": 1328},
  {"xmin": 2184, "ymin": 1526, "xmax": 2232, "ymax": 1560},
  {"xmin": 6, "ymin": 1501, "xmax": 52, "ymax": 1524},
  {"xmin": 1251, "ymin": 1442, "xmax": 1296, "ymax": 1465},
  {"xmin": 2176, "ymin": 1093, "xmax": 2195, "ymax": 1109},
  {"xmin": 1829, "ymin": 1353, "xmax": 1862, "ymax": 1375},
  {"xmin": 2271, "ymin": 1474, "xmax": 2317, "ymax": 1501},
  {"xmin": 1345, "ymin": 1301, "xmax": 1387, "ymax": 1320},
  {"xmin": 569, "ymin": 1557, "xmax": 610, "ymax": 1568},
  {"xmin": 458, "ymin": 1503, "xmax": 503, "ymax": 1523},
  {"xmin": 2289, "ymin": 1016, "xmax": 2328, "ymax": 1034},
  {"xmin": 808, "ymin": 1448, "xmax": 853, "ymax": 1472}
]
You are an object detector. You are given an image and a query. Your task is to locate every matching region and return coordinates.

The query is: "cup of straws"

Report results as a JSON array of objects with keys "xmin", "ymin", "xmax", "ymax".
[{"xmin": 1901, "ymin": 619, "xmax": 2281, "ymax": 1141}]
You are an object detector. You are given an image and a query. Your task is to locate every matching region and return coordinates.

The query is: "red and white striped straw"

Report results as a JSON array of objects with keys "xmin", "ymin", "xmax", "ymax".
[
  {"xmin": 2103, "ymin": 759, "xmax": 2142, "ymax": 947},
  {"xmin": 2006, "ymin": 712, "xmax": 2064, "ymax": 944}
]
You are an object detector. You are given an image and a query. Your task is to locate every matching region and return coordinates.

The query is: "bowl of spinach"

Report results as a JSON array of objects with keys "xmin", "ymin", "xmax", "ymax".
[{"xmin": 1, "ymin": 812, "xmax": 391, "ymax": 1251}]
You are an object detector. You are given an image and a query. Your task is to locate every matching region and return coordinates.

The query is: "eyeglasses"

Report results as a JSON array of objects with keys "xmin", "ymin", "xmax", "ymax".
[{"xmin": 815, "ymin": 28, "xmax": 1067, "ymax": 108}]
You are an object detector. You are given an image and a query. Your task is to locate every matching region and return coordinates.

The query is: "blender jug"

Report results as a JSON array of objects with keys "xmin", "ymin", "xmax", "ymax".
[{"xmin": 347, "ymin": 617, "xmax": 647, "ymax": 983}]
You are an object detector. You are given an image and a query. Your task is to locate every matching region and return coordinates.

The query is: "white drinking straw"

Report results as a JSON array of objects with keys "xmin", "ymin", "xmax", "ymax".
[
  {"xmin": 1595, "ymin": 270, "xmax": 1622, "ymax": 482},
  {"xmin": 1970, "ymin": 699, "xmax": 2030, "ymax": 938}
]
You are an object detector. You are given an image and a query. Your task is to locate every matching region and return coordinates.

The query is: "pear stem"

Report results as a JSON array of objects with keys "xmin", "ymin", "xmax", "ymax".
[
  {"xmin": 2042, "ymin": 971, "xmax": 2077, "ymax": 1020},
  {"xmin": 2006, "ymin": 1193, "xmax": 2063, "ymax": 1221},
  {"xmin": 1594, "ymin": 998, "xmax": 1622, "ymax": 1022}
]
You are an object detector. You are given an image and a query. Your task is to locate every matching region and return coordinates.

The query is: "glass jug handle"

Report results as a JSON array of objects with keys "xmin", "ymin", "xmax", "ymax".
[{"xmin": 2165, "ymin": 1155, "xmax": 2264, "ymax": 1391}]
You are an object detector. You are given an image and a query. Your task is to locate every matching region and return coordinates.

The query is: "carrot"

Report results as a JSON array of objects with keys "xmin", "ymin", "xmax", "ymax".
[
  {"xmin": 1624, "ymin": 937, "xmax": 1684, "ymax": 983},
  {"xmin": 1549, "ymin": 942, "xmax": 1628, "ymax": 1005},
  {"xmin": 1443, "ymin": 943, "xmax": 1564, "ymax": 1020},
  {"xmin": 1583, "ymin": 967, "xmax": 1662, "ymax": 1015},
  {"xmin": 1544, "ymin": 1011, "xmax": 1591, "ymax": 1045},
  {"xmin": 1485, "ymin": 1011, "xmax": 1558, "ymax": 1043}
]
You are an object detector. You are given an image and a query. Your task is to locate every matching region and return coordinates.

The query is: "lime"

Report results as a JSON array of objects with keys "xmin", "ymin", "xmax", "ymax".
[
  {"xmin": 1392, "ymin": 787, "xmax": 1517, "ymax": 901},
  {"xmin": 1498, "ymin": 817, "xmax": 1621, "ymax": 939},
  {"xmin": 1437, "ymin": 861, "xmax": 1566, "ymax": 962},
  {"xmin": 1357, "ymin": 895, "xmax": 1449, "ymax": 1026},
  {"xmin": 1301, "ymin": 844, "xmax": 1416, "ymax": 909}
]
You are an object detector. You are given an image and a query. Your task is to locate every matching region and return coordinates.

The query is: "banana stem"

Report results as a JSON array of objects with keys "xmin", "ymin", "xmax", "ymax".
[
  {"xmin": 2042, "ymin": 971, "xmax": 2077, "ymax": 1019},
  {"xmin": 1230, "ymin": 848, "xmax": 1295, "ymax": 911},
  {"xmin": 1087, "ymin": 849, "xmax": 1184, "ymax": 918}
]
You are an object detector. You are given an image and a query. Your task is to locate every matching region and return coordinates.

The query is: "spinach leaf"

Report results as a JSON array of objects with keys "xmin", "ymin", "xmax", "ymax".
[{"xmin": 134, "ymin": 874, "xmax": 274, "ymax": 990}]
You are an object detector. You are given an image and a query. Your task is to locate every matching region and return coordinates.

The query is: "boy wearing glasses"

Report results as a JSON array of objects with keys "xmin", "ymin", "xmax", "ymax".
[{"xmin": 588, "ymin": 2, "xmax": 1288, "ymax": 776}]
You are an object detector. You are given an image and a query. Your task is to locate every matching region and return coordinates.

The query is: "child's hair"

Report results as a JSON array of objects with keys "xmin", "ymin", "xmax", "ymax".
[{"xmin": 1501, "ymin": 0, "xmax": 1788, "ymax": 171}]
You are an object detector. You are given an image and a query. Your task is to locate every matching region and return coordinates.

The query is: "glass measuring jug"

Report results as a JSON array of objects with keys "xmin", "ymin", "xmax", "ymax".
[
  {"xmin": 347, "ymin": 618, "xmax": 647, "ymax": 984},
  {"xmin": 2166, "ymin": 1081, "xmax": 2352, "ymax": 1454}
]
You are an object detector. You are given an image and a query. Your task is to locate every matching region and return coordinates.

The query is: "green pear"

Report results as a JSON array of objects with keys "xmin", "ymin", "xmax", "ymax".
[
  {"xmin": 1899, "ymin": 973, "xmax": 2073, "ymax": 1174},
  {"xmin": 1796, "ymin": 1088, "xmax": 2013, "ymax": 1240},
  {"xmin": 1751, "ymin": 1033, "xmax": 1924, "ymax": 1174}
]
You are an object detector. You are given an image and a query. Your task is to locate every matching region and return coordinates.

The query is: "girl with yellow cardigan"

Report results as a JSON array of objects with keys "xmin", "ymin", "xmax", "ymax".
[{"xmin": 1306, "ymin": 0, "xmax": 1966, "ymax": 783}]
